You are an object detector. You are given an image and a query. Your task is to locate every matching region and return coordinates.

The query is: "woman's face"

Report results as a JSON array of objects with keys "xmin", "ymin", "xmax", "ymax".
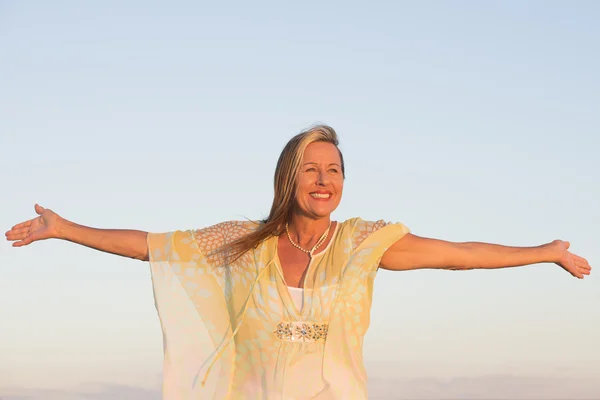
[{"xmin": 293, "ymin": 141, "xmax": 344, "ymax": 220}]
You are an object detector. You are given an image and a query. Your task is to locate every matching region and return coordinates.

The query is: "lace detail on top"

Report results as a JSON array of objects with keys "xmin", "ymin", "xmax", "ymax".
[
  {"xmin": 193, "ymin": 220, "xmax": 260, "ymax": 267},
  {"xmin": 351, "ymin": 219, "xmax": 389, "ymax": 251}
]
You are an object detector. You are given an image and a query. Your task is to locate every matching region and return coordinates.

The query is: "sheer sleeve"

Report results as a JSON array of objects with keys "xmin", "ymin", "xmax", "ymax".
[
  {"xmin": 192, "ymin": 220, "xmax": 260, "ymax": 268},
  {"xmin": 348, "ymin": 218, "xmax": 410, "ymax": 271},
  {"xmin": 146, "ymin": 221, "xmax": 259, "ymax": 399},
  {"xmin": 351, "ymin": 219, "xmax": 390, "ymax": 251},
  {"xmin": 320, "ymin": 217, "xmax": 411, "ymax": 397}
]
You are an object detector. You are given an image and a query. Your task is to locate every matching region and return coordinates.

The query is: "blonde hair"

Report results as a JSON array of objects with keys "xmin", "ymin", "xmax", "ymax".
[{"xmin": 219, "ymin": 124, "xmax": 345, "ymax": 264}]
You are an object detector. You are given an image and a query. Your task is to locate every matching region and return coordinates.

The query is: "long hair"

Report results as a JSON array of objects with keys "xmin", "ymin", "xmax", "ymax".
[{"xmin": 219, "ymin": 124, "xmax": 345, "ymax": 264}]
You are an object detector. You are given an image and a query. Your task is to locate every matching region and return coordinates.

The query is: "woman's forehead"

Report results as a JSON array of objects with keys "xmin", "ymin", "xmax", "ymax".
[{"xmin": 303, "ymin": 142, "xmax": 341, "ymax": 164}]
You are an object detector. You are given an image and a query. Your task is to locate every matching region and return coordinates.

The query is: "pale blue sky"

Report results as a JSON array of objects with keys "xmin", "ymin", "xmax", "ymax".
[{"xmin": 1, "ymin": 1, "xmax": 599, "ymax": 398}]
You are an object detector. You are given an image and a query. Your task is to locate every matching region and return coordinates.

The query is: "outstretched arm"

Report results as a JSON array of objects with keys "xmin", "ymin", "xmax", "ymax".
[
  {"xmin": 379, "ymin": 233, "xmax": 591, "ymax": 279},
  {"xmin": 5, "ymin": 204, "xmax": 149, "ymax": 261}
]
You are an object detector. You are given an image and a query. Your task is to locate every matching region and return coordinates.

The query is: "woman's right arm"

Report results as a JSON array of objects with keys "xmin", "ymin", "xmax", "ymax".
[{"xmin": 5, "ymin": 204, "xmax": 149, "ymax": 261}]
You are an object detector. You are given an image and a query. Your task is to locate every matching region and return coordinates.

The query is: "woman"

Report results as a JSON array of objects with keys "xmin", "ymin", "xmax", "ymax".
[{"xmin": 5, "ymin": 125, "xmax": 591, "ymax": 399}]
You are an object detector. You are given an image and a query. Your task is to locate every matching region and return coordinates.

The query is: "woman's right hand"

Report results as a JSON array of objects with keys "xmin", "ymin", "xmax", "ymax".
[
  {"xmin": 6, "ymin": 203, "xmax": 149, "ymax": 260},
  {"xmin": 5, "ymin": 204, "xmax": 63, "ymax": 247}
]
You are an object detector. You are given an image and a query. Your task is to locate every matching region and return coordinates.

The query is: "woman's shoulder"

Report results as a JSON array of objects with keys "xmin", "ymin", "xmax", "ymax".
[
  {"xmin": 195, "ymin": 220, "xmax": 262, "ymax": 234},
  {"xmin": 193, "ymin": 220, "xmax": 262, "ymax": 249},
  {"xmin": 338, "ymin": 217, "xmax": 408, "ymax": 250},
  {"xmin": 339, "ymin": 217, "xmax": 389, "ymax": 230}
]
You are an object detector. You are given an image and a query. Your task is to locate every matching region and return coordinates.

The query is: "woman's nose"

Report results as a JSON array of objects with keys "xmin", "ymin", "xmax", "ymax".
[{"xmin": 316, "ymin": 170, "xmax": 330, "ymax": 185}]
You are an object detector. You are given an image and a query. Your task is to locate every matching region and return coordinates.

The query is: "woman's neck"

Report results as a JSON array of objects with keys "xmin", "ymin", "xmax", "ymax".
[{"xmin": 287, "ymin": 215, "xmax": 332, "ymax": 249}]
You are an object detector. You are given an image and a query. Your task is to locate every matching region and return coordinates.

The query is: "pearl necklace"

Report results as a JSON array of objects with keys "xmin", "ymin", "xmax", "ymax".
[{"xmin": 285, "ymin": 221, "xmax": 332, "ymax": 256}]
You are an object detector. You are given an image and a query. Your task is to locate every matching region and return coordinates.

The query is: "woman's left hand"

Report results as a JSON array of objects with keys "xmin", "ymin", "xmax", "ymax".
[{"xmin": 550, "ymin": 240, "xmax": 592, "ymax": 279}]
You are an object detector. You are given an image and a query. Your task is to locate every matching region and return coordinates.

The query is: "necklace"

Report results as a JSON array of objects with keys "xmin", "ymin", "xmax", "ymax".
[{"xmin": 285, "ymin": 221, "xmax": 332, "ymax": 256}]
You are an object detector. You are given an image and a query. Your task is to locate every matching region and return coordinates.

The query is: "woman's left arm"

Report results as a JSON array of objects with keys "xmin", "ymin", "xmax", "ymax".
[{"xmin": 379, "ymin": 234, "xmax": 592, "ymax": 279}]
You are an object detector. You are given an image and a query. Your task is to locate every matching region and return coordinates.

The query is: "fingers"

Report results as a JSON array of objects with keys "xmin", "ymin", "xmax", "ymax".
[
  {"xmin": 6, "ymin": 205, "xmax": 44, "ymax": 232},
  {"xmin": 7, "ymin": 229, "xmax": 34, "ymax": 246},
  {"xmin": 571, "ymin": 266, "xmax": 584, "ymax": 279},
  {"xmin": 5, "ymin": 227, "xmax": 37, "ymax": 247},
  {"xmin": 8, "ymin": 219, "xmax": 32, "ymax": 232},
  {"xmin": 568, "ymin": 259, "xmax": 585, "ymax": 279},
  {"xmin": 574, "ymin": 254, "xmax": 591, "ymax": 270},
  {"xmin": 5, "ymin": 221, "xmax": 34, "ymax": 241},
  {"xmin": 572, "ymin": 267, "xmax": 588, "ymax": 279},
  {"xmin": 34, "ymin": 203, "xmax": 45, "ymax": 215},
  {"xmin": 563, "ymin": 252, "xmax": 592, "ymax": 280},
  {"xmin": 571, "ymin": 255, "xmax": 592, "ymax": 278},
  {"xmin": 577, "ymin": 263, "xmax": 591, "ymax": 276},
  {"xmin": 578, "ymin": 263, "xmax": 591, "ymax": 274},
  {"xmin": 6, "ymin": 205, "xmax": 48, "ymax": 247},
  {"xmin": 5, "ymin": 227, "xmax": 30, "ymax": 241},
  {"xmin": 12, "ymin": 238, "xmax": 32, "ymax": 247}
]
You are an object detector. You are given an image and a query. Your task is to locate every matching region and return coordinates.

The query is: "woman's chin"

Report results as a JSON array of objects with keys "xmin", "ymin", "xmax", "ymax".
[
  {"xmin": 293, "ymin": 201, "xmax": 339, "ymax": 219},
  {"xmin": 309, "ymin": 207, "xmax": 337, "ymax": 219}
]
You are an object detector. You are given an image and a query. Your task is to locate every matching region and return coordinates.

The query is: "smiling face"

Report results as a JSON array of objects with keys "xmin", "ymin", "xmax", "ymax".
[{"xmin": 293, "ymin": 141, "xmax": 344, "ymax": 220}]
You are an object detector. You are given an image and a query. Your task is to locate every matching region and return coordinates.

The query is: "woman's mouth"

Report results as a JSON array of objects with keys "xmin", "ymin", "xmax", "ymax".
[{"xmin": 310, "ymin": 192, "xmax": 331, "ymax": 199}]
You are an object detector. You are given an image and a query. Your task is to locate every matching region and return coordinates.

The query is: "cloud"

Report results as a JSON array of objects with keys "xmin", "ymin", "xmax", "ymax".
[
  {"xmin": 0, "ymin": 383, "xmax": 161, "ymax": 400},
  {"xmin": 2, "ymin": 375, "xmax": 599, "ymax": 399},
  {"xmin": 368, "ymin": 375, "xmax": 600, "ymax": 399}
]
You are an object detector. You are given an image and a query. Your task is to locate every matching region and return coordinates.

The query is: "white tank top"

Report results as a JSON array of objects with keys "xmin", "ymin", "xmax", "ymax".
[{"xmin": 287, "ymin": 286, "xmax": 304, "ymax": 311}]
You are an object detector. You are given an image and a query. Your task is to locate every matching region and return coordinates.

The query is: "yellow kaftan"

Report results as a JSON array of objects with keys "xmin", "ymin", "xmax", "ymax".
[{"xmin": 148, "ymin": 217, "xmax": 409, "ymax": 399}]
